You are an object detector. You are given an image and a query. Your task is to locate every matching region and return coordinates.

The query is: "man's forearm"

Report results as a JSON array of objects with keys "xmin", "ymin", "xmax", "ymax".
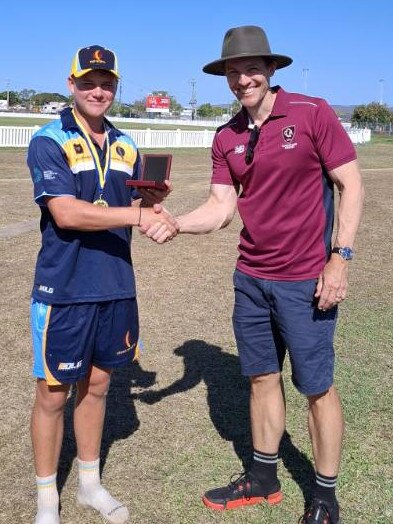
[
  {"xmin": 333, "ymin": 183, "xmax": 365, "ymax": 248},
  {"xmin": 177, "ymin": 202, "xmax": 235, "ymax": 234}
]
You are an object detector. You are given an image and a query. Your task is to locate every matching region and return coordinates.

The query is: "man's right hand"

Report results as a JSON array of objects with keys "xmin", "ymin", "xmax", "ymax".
[{"xmin": 139, "ymin": 204, "xmax": 179, "ymax": 244}]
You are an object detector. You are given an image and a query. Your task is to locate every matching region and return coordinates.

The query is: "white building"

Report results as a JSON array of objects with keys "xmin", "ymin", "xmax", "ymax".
[{"xmin": 41, "ymin": 102, "xmax": 67, "ymax": 114}]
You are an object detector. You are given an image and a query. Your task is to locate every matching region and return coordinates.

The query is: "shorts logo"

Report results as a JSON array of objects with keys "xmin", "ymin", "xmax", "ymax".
[
  {"xmin": 116, "ymin": 330, "xmax": 136, "ymax": 356},
  {"xmin": 38, "ymin": 285, "xmax": 54, "ymax": 294},
  {"xmin": 58, "ymin": 360, "xmax": 82, "ymax": 370},
  {"xmin": 281, "ymin": 125, "xmax": 298, "ymax": 150}
]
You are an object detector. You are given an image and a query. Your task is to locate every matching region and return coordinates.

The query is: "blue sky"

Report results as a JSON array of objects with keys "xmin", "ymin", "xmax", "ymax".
[{"xmin": 2, "ymin": 1, "xmax": 392, "ymax": 108}]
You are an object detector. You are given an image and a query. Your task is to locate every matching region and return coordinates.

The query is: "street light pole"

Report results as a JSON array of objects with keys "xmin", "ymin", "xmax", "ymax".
[
  {"xmin": 189, "ymin": 79, "xmax": 197, "ymax": 120},
  {"xmin": 6, "ymin": 80, "xmax": 10, "ymax": 109}
]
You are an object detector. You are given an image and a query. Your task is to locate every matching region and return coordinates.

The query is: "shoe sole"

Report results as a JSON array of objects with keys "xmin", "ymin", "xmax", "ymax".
[{"xmin": 202, "ymin": 490, "xmax": 283, "ymax": 511}]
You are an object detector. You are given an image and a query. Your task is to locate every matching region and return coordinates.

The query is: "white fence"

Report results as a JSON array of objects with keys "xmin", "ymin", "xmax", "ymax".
[
  {"xmin": 0, "ymin": 126, "xmax": 216, "ymax": 149},
  {"xmin": 347, "ymin": 128, "xmax": 371, "ymax": 144},
  {"xmin": 0, "ymin": 111, "xmax": 224, "ymax": 128},
  {"xmin": 0, "ymin": 124, "xmax": 371, "ymax": 148}
]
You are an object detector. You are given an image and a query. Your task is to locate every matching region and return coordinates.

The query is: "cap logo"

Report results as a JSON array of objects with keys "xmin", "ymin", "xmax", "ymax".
[
  {"xmin": 93, "ymin": 50, "xmax": 103, "ymax": 60},
  {"xmin": 91, "ymin": 49, "xmax": 106, "ymax": 65}
]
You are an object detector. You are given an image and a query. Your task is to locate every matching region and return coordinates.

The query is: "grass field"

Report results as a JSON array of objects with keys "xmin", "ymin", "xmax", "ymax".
[{"xmin": 0, "ymin": 142, "xmax": 392, "ymax": 523}]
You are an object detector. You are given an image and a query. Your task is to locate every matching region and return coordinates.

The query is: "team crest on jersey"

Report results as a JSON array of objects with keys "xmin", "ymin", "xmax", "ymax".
[
  {"xmin": 73, "ymin": 143, "xmax": 84, "ymax": 154},
  {"xmin": 116, "ymin": 145, "xmax": 125, "ymax": 157},
  {"xmin": 281, "ymin": 125, "xmax": 298, "ymax": 150},
  {"xmin": 282, "ymin": 126, "xmax": 295, "ymax": 143}
]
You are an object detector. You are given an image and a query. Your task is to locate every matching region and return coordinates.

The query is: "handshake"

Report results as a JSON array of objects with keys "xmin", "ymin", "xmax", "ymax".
[{"xmin": 138, "ymin": 203, "xmax": 179, "ymax": 244}]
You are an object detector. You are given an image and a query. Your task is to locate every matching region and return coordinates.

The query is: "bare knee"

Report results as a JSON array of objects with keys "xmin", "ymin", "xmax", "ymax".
[
  {"xmin": 34, "ymin": 379, "xmax": 69, "ymax": 415},
  {"xmin": 250, "ymin": 372, "xmax": 283, "ymax": 399},
  {"xmin": 77, "ymin": 367, "xmax": 111, "ymax": 403},
  {"xmin": 250, "ymin": 372, "xmax": 282, "ymax": 388}
]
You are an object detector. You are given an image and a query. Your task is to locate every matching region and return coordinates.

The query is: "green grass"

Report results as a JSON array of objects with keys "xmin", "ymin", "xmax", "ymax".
[
  {"xmin": 0, "ymin": 116, "xmax": 54, "ymax": 127},
  {"xmin": 0, "ymin": 140, "xmax": 392, "ymax": 524},
  {"xmin": 369, "ymin": 133, "xmax": 393, "ymax": 145}
]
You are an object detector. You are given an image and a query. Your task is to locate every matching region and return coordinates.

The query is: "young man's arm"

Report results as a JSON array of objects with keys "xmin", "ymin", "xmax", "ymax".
[
  {"xmin": 315, "ymin": 159, "xmax": 365, "ymax": 310},
  {"xmin": 46, "ymin": 196, "xmax": 179, "ymax": 239}
]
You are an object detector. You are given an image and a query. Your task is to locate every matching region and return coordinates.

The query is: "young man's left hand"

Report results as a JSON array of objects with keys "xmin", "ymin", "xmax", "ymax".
[{"xmin": 138, "ymin": 180, "xmax": 172, "ymax": 205}]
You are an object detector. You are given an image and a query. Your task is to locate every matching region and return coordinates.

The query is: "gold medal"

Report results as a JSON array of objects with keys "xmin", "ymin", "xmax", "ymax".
[{"xmin": 93, "ymin": 197, "xmax": 109, "ymax": 207}]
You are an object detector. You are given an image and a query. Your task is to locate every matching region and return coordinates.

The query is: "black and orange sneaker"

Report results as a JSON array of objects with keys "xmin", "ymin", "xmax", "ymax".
[
  {"xmin": 299, "ymin": 498, "xmax": 341, "ymax": 524},
  {"xmin": 202, "ymin": 471, "xmax": 282, "ymax": 511}
]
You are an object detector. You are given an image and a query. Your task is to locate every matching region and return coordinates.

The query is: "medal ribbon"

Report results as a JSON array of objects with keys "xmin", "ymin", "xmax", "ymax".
[{"xmin": 72, "ymin": 109, "xmax": 110, "ymax": 193}]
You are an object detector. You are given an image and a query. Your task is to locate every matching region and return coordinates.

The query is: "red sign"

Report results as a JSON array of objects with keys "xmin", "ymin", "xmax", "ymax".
[{"xmin": 145, "ymin": 95, "xmax": 170, "ymax": 112}]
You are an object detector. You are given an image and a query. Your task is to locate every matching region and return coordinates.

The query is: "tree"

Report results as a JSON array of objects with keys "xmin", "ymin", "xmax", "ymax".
[
  {"xmin": 19, "ymin": 89, "xmax": 37, "ymax": 109},
  {"xmin": 197, "ymin": 103, "xmax": 215, "ymax": 118},
  {"xmin": 352, "ymin": 102, "xmax": 393, "ymax": 126},
  {"xmin": 32, "ymin": 92, "xmax": 70, "ymax": 107},
  {"xmin": 0, "ymin": 90, "xmax": 20, "ymax": 106},
  {"xmin": 231, "ymin": 99, "xmax": 241, "ymax": 115}
]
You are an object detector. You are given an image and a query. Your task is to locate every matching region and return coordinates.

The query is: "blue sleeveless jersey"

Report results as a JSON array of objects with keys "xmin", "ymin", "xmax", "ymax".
[{"xmin": 28, "ymin": 107, "xmax": 142, "ymax": 304}]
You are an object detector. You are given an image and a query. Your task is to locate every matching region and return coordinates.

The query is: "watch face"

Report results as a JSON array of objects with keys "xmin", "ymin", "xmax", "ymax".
[{"xmin": 340, "ymin": 247, "xmax": 353, "ymax": 260}]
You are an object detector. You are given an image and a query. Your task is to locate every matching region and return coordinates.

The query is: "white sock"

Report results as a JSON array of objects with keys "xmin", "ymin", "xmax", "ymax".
[
  {"xmin": 77, "ymin": 458, "xmax": 129, "ymax": 523},
  {"xmin": 35, "ymin": 473, "xmax": 60, "ymax": 524}
]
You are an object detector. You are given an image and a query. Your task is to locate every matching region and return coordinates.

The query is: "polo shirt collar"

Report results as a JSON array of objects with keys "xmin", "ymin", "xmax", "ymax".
[
  {"xmin": 234, "ymin": 86, "xmax": 289, "ymax": 131},
  {"xmin": 270, "ymin": 86, "xmax": 290, "ymax": 118}
]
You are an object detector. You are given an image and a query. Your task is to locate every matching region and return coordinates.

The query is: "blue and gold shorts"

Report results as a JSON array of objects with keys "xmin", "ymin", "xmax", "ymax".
[{"xmin": 31, "ymin": 298, "xmax": 140, "ymax": 385}]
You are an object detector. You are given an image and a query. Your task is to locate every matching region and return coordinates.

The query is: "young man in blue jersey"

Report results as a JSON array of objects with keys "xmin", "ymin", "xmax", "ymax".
[{"xmin": 28, "ymin": 45, "xmax": 178, "ymax": 524}]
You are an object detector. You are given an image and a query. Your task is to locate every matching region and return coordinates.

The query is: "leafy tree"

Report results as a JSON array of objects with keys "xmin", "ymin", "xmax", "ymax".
[
  {"xmin": 352, "ymin": 102, "xmax": 393, "ymax": 125},
  {"xmin": 125, "ymin": 99, "xmax": 146, "ymax": 117},
  {"xmin": 197, "ymin": 103, "xmax": 215, "ymax": 118},
  {"xmin": 231, "ymin": 99, "xmax": 241, "ymax": 115},
  {"xmin": 18, "ymin": 89, "xmax": 37, "ymax": 109},
  {"xmin": 197, "ymin": 103, "xmax": 228, "ymax": 118},
  {"xmin": 32, "ymin": 92, "xmax": 70, "ymax": 107},
  {"xmin": 0, "ymin": 90, "xmax": 20, "ymax": 106}
]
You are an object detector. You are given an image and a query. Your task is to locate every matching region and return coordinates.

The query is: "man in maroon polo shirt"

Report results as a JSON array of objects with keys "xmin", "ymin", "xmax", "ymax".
[{"xmin": 143, "ymin": 25, "xmax": 364, "ymax": 524}]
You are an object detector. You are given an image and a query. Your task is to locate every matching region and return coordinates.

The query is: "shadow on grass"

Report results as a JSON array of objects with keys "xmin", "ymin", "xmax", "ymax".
[
  {"xmin": 135, "ymin": 339, "xmax": 314, "ymax": 502},
  {"xmin": 57, "ymin": 361, "xmax": 156, "ymax": 495}
]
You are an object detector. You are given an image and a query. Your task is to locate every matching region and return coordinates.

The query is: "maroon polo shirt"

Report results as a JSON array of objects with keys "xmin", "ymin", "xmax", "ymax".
[{"xmin": 211, "ymin": 86, "xmax": 357, "ymax": 281}]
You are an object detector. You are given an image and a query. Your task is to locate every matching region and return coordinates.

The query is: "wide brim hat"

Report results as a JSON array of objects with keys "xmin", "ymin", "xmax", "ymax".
[
  {"xmin": 70, "ymin": 45, "xmax": 120, "ymax": 79},
  {"xmin": 203, "ymin": 25, "xmax": 292, "ymax": 76}
]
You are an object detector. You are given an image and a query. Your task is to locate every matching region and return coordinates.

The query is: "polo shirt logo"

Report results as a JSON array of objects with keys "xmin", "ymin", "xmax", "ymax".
[
  {"xmin": 281, "ymin": 125, "xmax": 298, "ymax": 150},
  {"xmin": 282, "ymin": 126, "xmax": 295, "ymax": 143}
]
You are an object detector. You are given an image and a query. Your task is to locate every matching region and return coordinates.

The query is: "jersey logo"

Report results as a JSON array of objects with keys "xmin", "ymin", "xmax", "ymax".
[
  {"xmin": 282, "ymin": 125, "xmax": 295, "ymax": 143},
  {"xmin": 116, "ymin": 145, "xmax": 125, "ymax": 157},
  {"xmin": 281, "ymin": 125, "xmax": 298, "ymax": 150},
  {"xmin": 234, "ymin": 144, "xmax": 245, "ymax": 154},
  {"xmin": 73, "ymin": 143, "xmax": 84, "ymax": 154}
]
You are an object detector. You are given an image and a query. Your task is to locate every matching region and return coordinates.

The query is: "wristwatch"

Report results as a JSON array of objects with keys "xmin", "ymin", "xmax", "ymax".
[{"xmin": 331, "ymin": 247, "xmax": 354, "ymax": 261}]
